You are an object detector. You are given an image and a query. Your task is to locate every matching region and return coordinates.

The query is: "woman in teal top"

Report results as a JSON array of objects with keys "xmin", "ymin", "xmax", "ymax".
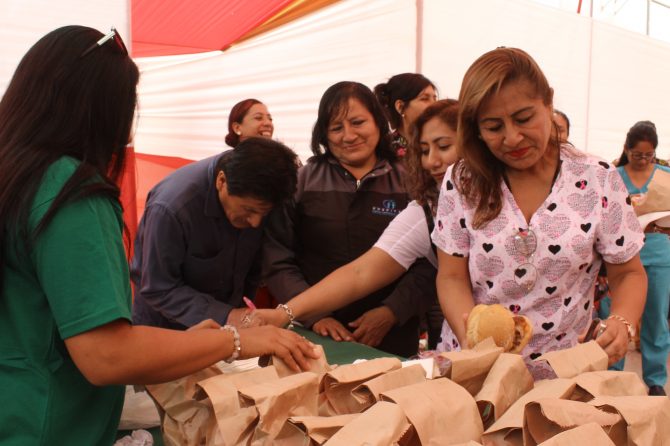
[
  {"xmin": 609, "ymin": 121, "xmax": 670, "ymax": 396},
  {"xmin": 0, "ymin": 26, "xmax": 317, "ymax": 445}
]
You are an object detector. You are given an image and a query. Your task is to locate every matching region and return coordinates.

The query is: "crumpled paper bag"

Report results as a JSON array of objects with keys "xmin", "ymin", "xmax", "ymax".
[
  {"xmin": 196, "ymin": 366, "xmax": 280, "ymax": 446},
  {"xmin": 632, "ymin": 167, "xmax": 670, "ymax": 217},
  {"xmin": 536, "ymin": 341, "xmax": 608, "ymax": 378},
  {"xmin": 239, "ymin": 371, "xmax": 320, "ymax": 444},
  {"xmin": 351, "ymin": 364, "xmax": 426, "ymax": 407},
  {"xmin": 320, "ymin": 357, "xmax": 401, "ymax": 415},
  {"xmin": 589, "ymin": 395, "xmax": 670, "ymax": 445},
  {"xmin": 439, "ymin": 338, "xmax": 503, "ymax": 395},
  {"xmin": 522, "ymin": 398, "xmax": 621, "ymax": 445},
  {"xmin": 475, "ymin": 353, "xmax": 534, "ymax": 429},
  {"xmin": 381, "ymin": 378, "xmax": 483, "ymax": 445},
  {"xmin": 324, "ymin": 401, "xmax": 411, "ymax": 446},
  {"xmin": 145, "ymin": 365, "xmax": 222, "ymax": 446},
  {"xmin": 282, "ymin": 414, "xmax": 360, "ymax": 445},
  {"xmin": 569, "ymin": 371, "xmax": 647, "ymax": 401},
  {"xmin": 536, "ymin": 422, "xmax": 615, "ymax": 445},
  {"xmin": 482, "ymin": 378, "xmax": 576, "ymax": 445}
]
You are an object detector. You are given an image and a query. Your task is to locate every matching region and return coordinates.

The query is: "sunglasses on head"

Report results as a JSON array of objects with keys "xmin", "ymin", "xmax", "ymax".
[{"xmin": 81, "ymin": 27, "xmax": 128, "ymax": 58}]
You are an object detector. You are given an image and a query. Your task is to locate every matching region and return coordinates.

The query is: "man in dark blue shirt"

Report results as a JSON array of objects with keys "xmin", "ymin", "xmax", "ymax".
[{"xmin": 131, "ymin": 138, "xmax": 298, "ymax": 329}]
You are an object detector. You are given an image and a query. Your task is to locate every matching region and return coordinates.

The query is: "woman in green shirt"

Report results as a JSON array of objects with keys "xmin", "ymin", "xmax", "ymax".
[{"xmin": 0, "ymin": 26, "xmax": 317, "ymax": 446}]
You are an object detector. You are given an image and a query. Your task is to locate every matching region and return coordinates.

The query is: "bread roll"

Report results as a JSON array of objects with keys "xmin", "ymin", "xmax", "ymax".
[{"xmin": 466, "ymin": 304, "xmax": 532, "ymax": 353}]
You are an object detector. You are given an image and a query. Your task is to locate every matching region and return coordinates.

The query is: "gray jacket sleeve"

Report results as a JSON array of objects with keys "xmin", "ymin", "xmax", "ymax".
[
  {"xmin": 261, "ymin": 201, "xmax": 311, "ymax": 303},
  {"xmin": 382, "ymin": 257, "xmax": 438, "ymax": 326}
]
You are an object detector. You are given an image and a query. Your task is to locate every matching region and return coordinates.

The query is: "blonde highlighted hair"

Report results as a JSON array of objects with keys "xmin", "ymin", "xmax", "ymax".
[{"xmin": 454, "ymin": 47, "xmax": 558, "ymax": 228}]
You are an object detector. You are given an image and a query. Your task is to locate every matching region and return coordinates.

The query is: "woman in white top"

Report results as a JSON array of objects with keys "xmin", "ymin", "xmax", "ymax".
[{"xmin": 257, "ymin": 100, "xmax": 459, "ymax": 343}]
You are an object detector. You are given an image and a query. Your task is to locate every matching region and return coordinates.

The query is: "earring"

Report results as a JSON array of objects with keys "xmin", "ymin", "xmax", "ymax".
[{"xmin": 235, "ymin": 131, "xmax": 241, "ymax": 136}]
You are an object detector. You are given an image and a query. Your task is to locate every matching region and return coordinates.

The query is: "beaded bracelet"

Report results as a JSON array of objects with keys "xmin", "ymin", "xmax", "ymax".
[
  {"xmin": 276, "ymin": 303, "xmax": 295, "ymax": 329},
  {"xmin": 220, "ymin": 325, "xmax": 241, "ymax": 363},
  {"xmin": 607, "ymin": 314, "xmax": 635, "ymax": 341}
]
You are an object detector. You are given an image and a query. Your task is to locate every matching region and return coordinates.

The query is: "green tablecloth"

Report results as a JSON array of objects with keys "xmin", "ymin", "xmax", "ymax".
[
  {"xmin": 116, "ymin": 327, "xmax": 402, "ymax": 444},
  {"xmin": 295, "ymin": 326, "xmax": 404, "ymax": 364}
]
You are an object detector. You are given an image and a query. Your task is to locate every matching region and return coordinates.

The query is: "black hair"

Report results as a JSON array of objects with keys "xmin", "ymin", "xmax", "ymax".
[
  {"xmin": 215, "ymin": 137, "xmax": 298, "ymax": 205},
  {"xmin": 0, "ymin": 25, "xmax": 139, "ymax": 288},
  {"xmin": 616, "ymin": 120, "xmax": 658, "ymax": 166},
  {"xmin": 374, "ymin": 73, "xmax": 436, "ymax": 129},
  {"xmin": 554, "ymin": 109, "xmax": 570, "ymax": 137},
  {"xmin": 310, "ymin": 81, "xmax": 395, "ymax": 161}
]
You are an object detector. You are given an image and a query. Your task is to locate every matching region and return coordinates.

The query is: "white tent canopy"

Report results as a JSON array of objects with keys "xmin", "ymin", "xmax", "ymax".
[{"xmin": 1, "ymin": 0, "xmax": 669, "ymax": 163}]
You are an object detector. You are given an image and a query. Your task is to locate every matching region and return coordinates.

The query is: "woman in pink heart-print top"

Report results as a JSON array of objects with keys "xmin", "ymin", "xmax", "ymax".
[{"xmin": 431, "ymin": 47, "xmax": 647, "ymax": 380}]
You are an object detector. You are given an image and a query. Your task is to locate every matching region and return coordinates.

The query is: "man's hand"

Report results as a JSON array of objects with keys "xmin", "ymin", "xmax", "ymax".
[
  {"xmin": 348, "ymin": 306, "xmax": 396, "ymax": 347},
  {"xmin": 187, "ymin": 319, "xmax": 221, "ymax": 331},
  {"xmin": 226, "ymin": 308, "xmax": 265, "ymax": 329},
  {"xmin": 312, "ymin": 317, "xmax": 354, "ymax": 342},
  {"xmin": 252, "ymin": 308, "xmax": 290, "ymax": 327}
]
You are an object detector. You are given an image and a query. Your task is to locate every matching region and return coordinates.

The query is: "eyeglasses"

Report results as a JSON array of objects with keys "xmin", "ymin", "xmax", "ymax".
[
  {"xmin": 511, "ymin": 228, "xmax": 538, "ymax": 292},
  {"xmin": 81, "ymin": 27, "xmax": 128, "ymax": 58},
  {"xmin": 628, "ymin": 150, "xmax": 655, "ymax": 161}
]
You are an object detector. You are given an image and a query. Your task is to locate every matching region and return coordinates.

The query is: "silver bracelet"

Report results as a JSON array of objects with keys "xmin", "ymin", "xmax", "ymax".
[
  {"xmin": 276, "ymin": 303, "xmax": 295, "ymax": 329},
  {"xmin": 220, "ymin": 325, "xmax": 241, "ymax": 363}
]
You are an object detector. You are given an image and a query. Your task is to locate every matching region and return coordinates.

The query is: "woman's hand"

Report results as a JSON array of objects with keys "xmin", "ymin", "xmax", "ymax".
[
  {"xmin": 348, "ymin": 306, "xmax": 396, "ymax": 347},
  {"xmin": 238, "ymin": 326, "xmax": 320, "ymax": 372},
  {"xmin": 593, "ymin": 318, "xmax": 630, "ymax": 366},
  {"xmin": 312, "ymin": 317, "xmax": 354, "ymax": 342},
  {"xmin": 227, "ymin": 308, "xmax": 265, "ymax": 328},
  {"xmin": 253, "ymin": 308, "xmax": 290, "ymax": 327}
]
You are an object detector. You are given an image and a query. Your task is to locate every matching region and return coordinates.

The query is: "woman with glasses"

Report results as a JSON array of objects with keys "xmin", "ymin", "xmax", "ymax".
[
  {"xmin": 256, "ymin": 100, "xmax": 458, "ymax": 349},
  {"xmin": 0, "ymin": 26, "xmax": 317, "ymax": 445},
  {"xmin": 432, "ymin": 47, "xmax": 647, "ymax": 379},
  {"xmin": 374, "ymin": 73, "xmax": 438, "ymax": 157},
  {"xmin": 602, "ymin": 121, "xmax": 670, "ymax": 396}
]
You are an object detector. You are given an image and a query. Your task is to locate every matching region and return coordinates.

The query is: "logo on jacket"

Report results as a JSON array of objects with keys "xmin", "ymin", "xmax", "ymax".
[{"xmin": 372, "ymin": 199, "xmax": 400, "ymax": 217}]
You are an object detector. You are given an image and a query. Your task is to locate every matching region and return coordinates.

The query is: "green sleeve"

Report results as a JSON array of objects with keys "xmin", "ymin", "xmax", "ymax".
[{"xmin": 32, "ymin": 195, "xmax": 132, "ymax": 340}]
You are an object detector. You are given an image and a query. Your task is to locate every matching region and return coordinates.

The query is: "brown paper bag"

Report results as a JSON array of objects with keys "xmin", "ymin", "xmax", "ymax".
[
  {"xmin": 145, "ymin": 365, "xmax": 223, "ymax": 446},
  {"xmin": 351, "ymin": 364, "xmax": 426, "ymax": 407},
  {"xmin": 271, "ymin": 344, "xmax": 331, "ymax": 378},
  {"xmin": 381, "ymin": 378, "xmax": 484, "ymax": 445},
  {"xmin": 324, "ymin": 401, "xmax": 410, "ymax": 446},
  {"xmin": 439, "ymin": 338, "xmax": 503, "ymax": 395},
  {"xmin": 536, "ymin": 341, "xmax": 608, "ymax": 378},
  {"xmin": 196, "ymin": 367, "xmax": 280, "ymax": 446},
  {"xmin": 239, "ymin": 371, "xmax": 320, "ymax": 443},
  {"xmin": 482, "ymin": 378, "xmax": 576, "ymax": 446},
  {"xmin": 569, "ymin": 371, "xmax": 647, "ymax": 401},
  {"xmin": 475, "ymin": 353, "xmax": 534, "ymax": 429},
  {"xmin": 522, "ymin": 398, "xmax": 621, "ymax": 445},
  {"xmin": 284, "ymin": 414, "xmax": 360, "ymax": 445},
  {"xmin": 160, "ymin": 401, "xmax": 216, "ymax": 446},
  {"xmin": 589, "ymin": 395, "xmax": 670, "ymax": 445},
  {"xmin": 320, "ymin": 357, "xmax": 401, "ymax": 414},
  {"xmin": 536, "ymin": 422, "xmax": 615, "ymax": 445},
  {"xmin": 632, "ymin": 168, "xmax": 670, "ymax": 216}
]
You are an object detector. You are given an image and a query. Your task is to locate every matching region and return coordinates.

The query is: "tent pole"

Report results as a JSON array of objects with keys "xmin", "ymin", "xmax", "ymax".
[
  {"xmin": 584, "ymin": 0, "xmax": 594, "ymax": 153},
  {"xmin": 416, "ymin": 0, "xmax": 423, "ymax": 73}
]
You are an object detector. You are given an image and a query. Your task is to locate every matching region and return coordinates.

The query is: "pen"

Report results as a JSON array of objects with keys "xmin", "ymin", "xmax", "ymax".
[{"xmin": 243, "ymin": 296, "xmax": 257, "ymax": 311}]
